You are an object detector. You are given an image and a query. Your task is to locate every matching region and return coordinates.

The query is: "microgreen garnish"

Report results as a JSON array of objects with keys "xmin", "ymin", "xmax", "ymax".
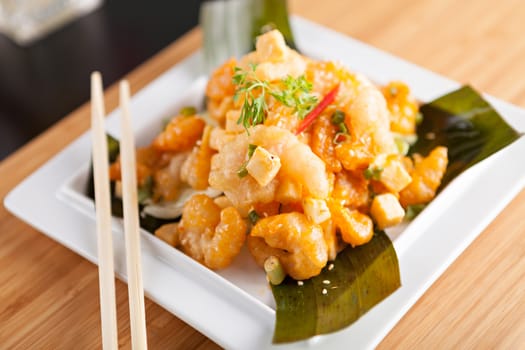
[
  {"xmin": 232, "ymin": 65, "xmax": 318, "ymax": 131},
  {"xmin": 272, "ymin": 75, "xmax": 318, "ymax": 119},
  {"xmin": 363, "ymin": 166, "xmax": 383, "ymax": 181}
]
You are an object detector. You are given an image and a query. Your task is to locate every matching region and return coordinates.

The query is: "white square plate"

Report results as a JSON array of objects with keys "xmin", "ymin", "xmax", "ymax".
[{"xmin": 5, "ymin": 17, "xmax": 525, "ymax": 349}]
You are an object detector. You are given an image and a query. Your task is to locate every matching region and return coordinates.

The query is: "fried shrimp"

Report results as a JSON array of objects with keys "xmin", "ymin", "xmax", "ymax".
[
  {"xmin": 179, "ymin": 194, "xmax": 247, "ymax": 269},
  {"xmin": 249, "ymin": 125, "xmax": 330, "ymax": 199},
  {"xmin": 125, "ymin": 29, "xmax": 450, "ymax": 282},
  {"xmin": 209, "ymin": 125, "xmax": 330, "ymax": 207},
  {"xmin": 345, "ymin": 85, "xmax": 397, "ymax": 155},
  {"xmin": 400, "ymin": 146, "xmax": 448, "ymax": 207},
  {"xmin": 248, "ymin": 212, "xmax": 328, "ymax": 280}
]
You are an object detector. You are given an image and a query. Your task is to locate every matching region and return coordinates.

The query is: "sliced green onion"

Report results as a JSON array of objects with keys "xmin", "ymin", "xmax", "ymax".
[
  {"xmin": 237, "ymin": 164, "xmax": 248, "ymax": 178},
  {"xmin": 180, "ymin": 106, "xmax": 197, "ymax": 116},
  {"xmin": 338, "ymin": 122, "xmax": 348, "ymax": 134},
  {"xmin": 331, "ymin": 110, "xmax": 345, "ymax": 125},
  {"xmin": 248, "ymin": 144, "xmax": 258, "ymax": 157},
  {"xmin": 405, "ymin": 204, "xmax": 426, "ymax": 220},
  {"xmin": 264, "ymin": 256, "xmax": 286, "ymax": 285},
  {"xmin": 394, "ymin": 137, "xmax": 410, "ymax": 156},
  {"xmin": 363, "ymin": 166, "xmax": 383, "ymax": 181},
  {"xmin": 248, "ymin": 210, "xmax": 260, "ymax": 225}
]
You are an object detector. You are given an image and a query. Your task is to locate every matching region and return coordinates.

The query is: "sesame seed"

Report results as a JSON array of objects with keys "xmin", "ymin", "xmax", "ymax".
[
  {"xmin": 328, "ymin": 264, "xmax": 334, "ymax": 271},
  {"xmin": 322, "ymin": 280, "xmax": 330, "ymax": 285},
  {"xmin": 322, "ymin": 288, "xmax": 327, "ymax": 295},
  {"xmin": 297, "ymin": 281, "xmax": 304, "ymax": 286}
]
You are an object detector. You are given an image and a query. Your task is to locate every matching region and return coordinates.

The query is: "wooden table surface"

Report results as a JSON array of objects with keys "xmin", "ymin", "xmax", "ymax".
[{"xmin": 2, "ymin": 0, "xmax": 525, "ymax": 348}]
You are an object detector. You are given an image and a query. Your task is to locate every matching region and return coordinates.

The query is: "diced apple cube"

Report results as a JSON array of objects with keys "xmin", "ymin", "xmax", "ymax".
[
  {"xmin": 380, "ymin": 158, "xmax": 412, "ymax": 192},
  {"xmin": 370, "ymin": 193, "xmax": 405, "ymax": 229},
  {"xmin": 246, "ymin": 146, "xmax": 281, "ymax": 187},
  {"xmin": 303, "ymin": 197, "xmax": 331, "ymax": 224},
  {"xmin": 371, "ymin": 155, "xmax": 412, "ymax": 192}
]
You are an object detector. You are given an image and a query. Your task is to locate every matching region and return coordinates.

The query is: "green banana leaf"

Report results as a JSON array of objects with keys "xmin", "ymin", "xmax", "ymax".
[
  {"xmin": 270, "ymin": 85, "xmax": 522, "ymax": 343},
  {"xmin": 411, "ymin": 85, "xmax": 522, "ymax": 186},
  {"xmin": 272, "ymin": 231, "xmax": 399, "ymax": 343}
]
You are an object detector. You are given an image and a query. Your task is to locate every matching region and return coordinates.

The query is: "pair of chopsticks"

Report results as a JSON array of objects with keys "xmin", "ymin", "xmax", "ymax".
[{"xmin": 91, "ymin": 72, "xmax": 148, "ymax": 349}]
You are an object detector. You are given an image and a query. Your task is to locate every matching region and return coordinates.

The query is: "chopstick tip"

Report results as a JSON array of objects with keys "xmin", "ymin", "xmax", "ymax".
[{"xmin": 91, "ymin": 71, "xmax": 102, "ymax": 83}]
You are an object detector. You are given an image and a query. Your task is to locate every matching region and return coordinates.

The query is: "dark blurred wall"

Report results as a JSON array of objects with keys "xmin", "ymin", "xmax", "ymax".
[{"xmin": 0, "ymin": 0, "xmax": 205, "ymax": 160}]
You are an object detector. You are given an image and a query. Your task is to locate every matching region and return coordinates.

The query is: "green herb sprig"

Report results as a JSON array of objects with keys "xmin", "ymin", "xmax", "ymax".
[{"xmin": 232, "ymin": 65, "xmax": 318, "ymax": 131}]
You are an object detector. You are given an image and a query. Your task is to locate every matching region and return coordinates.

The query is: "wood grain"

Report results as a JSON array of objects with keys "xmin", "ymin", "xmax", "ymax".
[{"xmin": 2, "ymin": 0, "xmax": 525, "ymax": 348}]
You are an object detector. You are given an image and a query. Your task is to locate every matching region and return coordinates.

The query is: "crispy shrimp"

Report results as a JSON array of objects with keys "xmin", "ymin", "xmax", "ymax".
[
  {"xmin": 248, "ymin": 212, "xmax": 328, "ymax": 280},
  {"xmin": 329, "ymin": 200, "xmax": 374, "ymax": 247},
  {"xmin": 206, "ymin": 58, "xmax": 237, "ymax": 123},
  {"xmin": 344, "ymin": 85, "xmax": 397, "ymax": 155},
  {"xmin": 249, "ymin": 125, "xmax": 330, "ymax": 199},
  {"xmin": 209, "ymin": 125, "xmax": 330, "ymax": 208},
  {"xmin": 309, "ymin": 111, "xmax": 342, "ymax": 173},
  {"xmin": 208, "ymin": 129, "xmax": 278, "ymax": 207},
  {"xmin": 153, "ymin": 115, "xmax": 205, "ymax": 152},
  {"xmin": 331, "ymin": 170, "xmax": 369, "ymax": 209},
  {"xmin": 381, "ymin": 81, "xmax": 419, "ymax": 135},
  {"xmin": 400, "ymin": 146, "xmax": 448, "ymax": 207},
  {"xmin": 239, "ymin": 30, "xmax": 307, "ymax": 82},
  {"xmin": 179, "ymin": 194, "xmax": 247, "ymax": 269},
  {"xmin": 180, "ymin": 125, "xmax": 215, "ymax": 190}
]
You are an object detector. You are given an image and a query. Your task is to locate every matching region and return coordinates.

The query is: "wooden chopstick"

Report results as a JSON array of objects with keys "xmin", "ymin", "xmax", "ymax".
[
  {"xmin": 119, "ymin": 80, "xmax": 148, "ymax": 349},
  {"xmin": 91, "ymin": 73, "xmax": 148, "ymax": 349},
  {"xmin": 91, "ymin": 71, "xmax": 119, "ymax": 350}
]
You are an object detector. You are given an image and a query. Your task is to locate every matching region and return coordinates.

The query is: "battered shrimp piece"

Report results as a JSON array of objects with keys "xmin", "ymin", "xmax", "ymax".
[
  {"xmin": 305, "ymin": 60, "xmax": 359, "ymax": 103},
  {"xmin": 179, "ymin": 194, "xmax": 247, "ymax": 269},
  {"xmin": 381, "ymin": 81, "xmax": 419, "ymax": 135},
  {"xmin": 320, "ymin": 219, "xmax": 343, "ymax": 261},
  {"xmin": 248, "ymin": 212, "xmax": 328, "ymax": 280},
  {"xmin": 206, "ymin": 58, "xmax": 237, "ymax": 100},
  {"xmin": 250, "ymin": 125, "xmax": 330, "ymax": 199},
  {"xmin": 309, "ymin": 112, "xmax": 342, "ymax": 173},
  {"xmin": 180, "ymin": 125, "xmax": 215, "ymax": 190},
  {"xmin": 400, "ymin": 146, "xmax": 448, "ymax": 207},
  {"xmin": 209, "ymin": 125, "xmax": 330, "ymax": 207},
  {"xmin": 153, "ymin": 152, "xmax": 188, "ymax": 202},
  {"xmin": 345, "ymin": 85, "xmax": 397, "ymax": 155},
  {"xmin": 208, "ymin": 130, "xmax": 279, "ymax": 207},
  {"xmin": 329, "ymin": 201, "xmax": 374, "ymax": 247},
  {"xmin": 331, "ymin": 170, "xmax": 369, "ymax": 209},
  {"xmin": 239, "ymin": 30, "xmax": 307, "ymax": 82},
  {"xmin": 153, "ymin": 115, "xmax": 205, "ymax": 152}
]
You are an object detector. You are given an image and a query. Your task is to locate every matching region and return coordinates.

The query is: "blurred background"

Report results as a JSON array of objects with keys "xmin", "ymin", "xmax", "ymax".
[{"xmin": 0, "ymin": 0, "xmax": 205, "ymax": 160}]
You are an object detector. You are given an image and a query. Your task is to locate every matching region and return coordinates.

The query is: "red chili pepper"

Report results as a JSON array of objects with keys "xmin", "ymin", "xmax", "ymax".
[{"xmin": 295, "ymin": 83, "xmax": 340, "ymax": 135}]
